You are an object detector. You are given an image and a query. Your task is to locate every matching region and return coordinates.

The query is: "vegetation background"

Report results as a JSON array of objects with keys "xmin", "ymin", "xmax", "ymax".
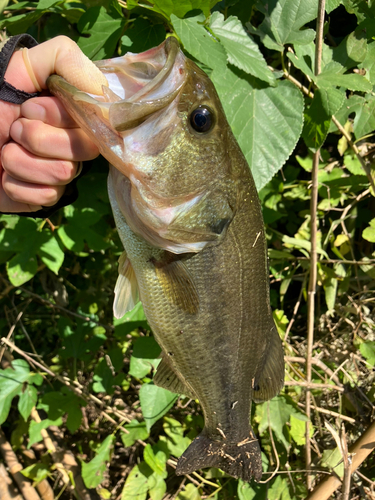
[{"xmin": 0, "ymin": 0, "xmax": 375, "ymax": 499}]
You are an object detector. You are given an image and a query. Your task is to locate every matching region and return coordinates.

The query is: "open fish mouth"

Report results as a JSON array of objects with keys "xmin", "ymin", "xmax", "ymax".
[
  {"xmin": 48, "ymin": 36, "xmax": 186, "ymax": 134},
  {"xmin": 48, "ymin": 38, "xmax": 237, "ymax": 254}
]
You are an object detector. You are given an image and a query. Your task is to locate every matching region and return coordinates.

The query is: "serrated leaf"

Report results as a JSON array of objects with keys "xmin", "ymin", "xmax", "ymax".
[
  {"xmin": 302, "ymin": 88, "xmax": 345, "ymax": 152},
  {"xmin": 39, "ymin": 387, "xmax": 85, "ymax": 433},
  {"xmin": 77, "ymin": 6, "xmax": 124, "ymax": 60},
  {"xmin": 247, "ymin": 0, "xmax": 318, "ymax": 52},
  {"xmin": 209, "ymin": 12, "xmax": 275, "ymax": 85},
  {"xmin": 317, "ymin": 70, "xmax": 372, "ymax": 92},
  {"xmin": 121, "ymin": 420, "xmax": 149, "ymax": 447},
  {"xmin": 349, "ymin": 95, "xmax": 375, "ymax": 139},
  {"xmin": 81, "ymin": 434, "xmax": 115, "ymax": 488},
  {"xmin": 359, "ymin": 41, "xmax": 375, "ymax": 84},
  {"xmin": 171, "ymin": 13, "xmax": 227, "ymax": 70},
  {"xmin": 212, "ymin": 68, "xmax": 304, "ymax": 189},
  {"xmin": 139, "ymin": 383, "xmax": 178, "ymax": 432},
  {"xmin": 332, "ymin": 30, "xmax": 367, "ymax": 69}
]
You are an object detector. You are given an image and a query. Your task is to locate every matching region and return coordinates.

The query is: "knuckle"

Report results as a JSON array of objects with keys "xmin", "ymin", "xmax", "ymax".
[{"xmin": 54, "ymin": 160, "xmax": 76, "ymax": 184}]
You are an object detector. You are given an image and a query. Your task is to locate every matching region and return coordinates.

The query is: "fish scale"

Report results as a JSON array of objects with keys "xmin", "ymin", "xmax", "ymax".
[{"xmin": 48, "ymin": 36, "xmax": 285, "ymax": 482}]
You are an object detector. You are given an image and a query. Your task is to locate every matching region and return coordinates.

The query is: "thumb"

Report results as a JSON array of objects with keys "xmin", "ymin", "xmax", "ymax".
[{"xmin": 26, "ymin": 36, "xmax": 108, "ymax": 95}]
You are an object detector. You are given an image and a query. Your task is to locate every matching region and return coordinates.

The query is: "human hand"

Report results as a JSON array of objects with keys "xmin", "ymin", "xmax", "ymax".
[{"xmin": 0, "ymin": 36, "xmax": 107, "ymax": 213}]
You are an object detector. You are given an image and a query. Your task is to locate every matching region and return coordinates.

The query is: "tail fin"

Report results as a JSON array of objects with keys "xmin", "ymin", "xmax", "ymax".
[{"xmin": 175, "ymin": 432, "xmax": 262, "ymax": 482}]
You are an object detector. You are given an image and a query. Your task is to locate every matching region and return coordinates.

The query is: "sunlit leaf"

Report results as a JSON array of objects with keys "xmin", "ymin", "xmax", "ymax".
[{"xmin": 81, "ymin": 434, "xmax": 115, "ymax": 488}]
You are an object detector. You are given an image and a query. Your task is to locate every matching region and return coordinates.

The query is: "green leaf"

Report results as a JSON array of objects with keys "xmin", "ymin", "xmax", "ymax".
[
  {"xmin": 148, "ymin": 473, "xmax": 167, "ymax": 500},
  {"xmin": 160, "ymin": 417, "xmax": 191, "ymax": 457},
  {"xmin": 247, "ymin": 0, "xmax": 318, "ymax": 52},
  {"xmin": 363, "ymin": 219, "xmax": 375, "ymax": 243},
  {"xmin": 92, "ymin": 351, "xmax": 125, "ymax": 395},
  {"xmin": 0, "ymin": 360, "xmax": 42, "ymax": 425},
  {"xmin": 143, "ymin": 444, "xmax": 167, "ymax": 477},
  {"xmin": 129, "ymin": 336, "xmax": 161, "ymax": 378},
  {"xmin": 209, "ymin": 12, "xmax": 276, "ymax": 85},
  {"xmin": 332, "ymin": 30, "xmax": 367, "ymax": 69},
  {"xmin": 359, "ymin": 341, "xmax": 375, "ymax": 366},
  {"xmin": 358, "ymin": 41, "xmax": 375, "ymax": 84},
  {"xmin": 121, "ymin": 462, "xmax": 151, "ymax": 500},
  {"xmin": 21, "ymin": 463, "xmax": 50, "ymax": 485},
  {"xmin": 18, "ymin": 385, "xmax": 38, "ymax": 421},
  {"xmin": 39, "ymin": 388, "xmax": 85, "ymax": 433},
  {"xmin": 302, "ymin": 88, "xmax": 345, "ymax": 152},
  {"xmin": 81, "ymin": 434, "xmax": 115, "ymax": 488},
  {"xmin": 139, "ymin": 383, "xmax": 178, "ymax": 432},
  {"xmin": 212, "ymin": 68, "xmax": 304, "ymax": 189},
  {"xmin": 77, "ymin": 6, "xmax": 124, "ymax": 60},
  {"xmin": 255, "ymin": 395, "xmax": 308, "ymax": 451},
  {"xmin": 153, "ymin": 0, "xmax": 212, "ymax": 18},
  {"xmin": 326, "ymin": 0, "xmax": 341, "ymax": 13},
  {"xmin": 321, "ymin": 447, "xmax": 344, "ymax": 479},
  {"xmin": 7, "ymin": 251, "xmax": 38, "ymax": 286},
  {"xmin": 28, "ymin": 417, "xmax": 63, "ymax": 448},
  {"xmin": 290, "ymin": 414, "xmax": 313, "ymax": 445},
  {"xmin": 177, "ymin": 483, "xmax": 202, "ymax": 500},
  {"xmin": 268, "ymin": 476, "xmax": 292, "ymax": 500},
  {"xmin": 171, "ymin": 13, "xmax": 227, "ymax": 71},
  {"xmin": 121, "ymin": 420, "xmax": 149, "ymax": 447},
  {"xmin": 121, "ymin": 18, "xmax": 165, "ymax": 54},
  {"xmin": 238, "ymin": 480, "xmax": 267, "ymax": 500},
  {"xmin": 38, "ymin": 234, "xmax": 64, "ymax": 274},
  {"xmin": 317, "ymin": 70, "xmax": 372, "ymax": 93},
  {"xmin": 348, "ymin": 95, "xmax": 375, "ymax": 140}
]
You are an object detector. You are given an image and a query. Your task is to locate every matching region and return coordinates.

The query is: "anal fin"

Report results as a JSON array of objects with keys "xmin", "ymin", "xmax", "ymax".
[
  {"xmin": 154, "ymin": 352, "xmax": 196, "ymax": 399},
  {"xmin": 153, "ymin": 257, "xmax": 199, "ymax": 315},
  {"xmin": 252, "ymin": 324, "xmax": 285, "ymax": 403},
  {"xmin": 113, "ymin": 251, "xmax": 139, "ymax": 319}
]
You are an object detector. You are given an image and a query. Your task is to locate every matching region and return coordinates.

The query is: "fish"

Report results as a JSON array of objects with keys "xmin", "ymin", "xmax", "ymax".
[{"xmin": 47, "ymin": 36, "xmax": 285, "ymax": 482}]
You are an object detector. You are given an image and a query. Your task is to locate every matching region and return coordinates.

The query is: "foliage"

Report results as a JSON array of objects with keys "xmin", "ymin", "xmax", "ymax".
[{"xmin": 0, "ymin": 0, "xmax": 375, "ymax": 499}]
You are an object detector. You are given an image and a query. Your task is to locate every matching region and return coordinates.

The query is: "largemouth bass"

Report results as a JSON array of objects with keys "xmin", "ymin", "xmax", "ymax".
[{"xmin": 48, "ymin": 37, "xmax": 284, "ymax": 482}]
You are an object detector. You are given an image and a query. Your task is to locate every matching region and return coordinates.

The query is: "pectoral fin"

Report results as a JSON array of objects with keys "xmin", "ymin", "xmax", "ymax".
[
  {"xmin": 153, "ymin": 257, "xmax": 199, "ymax": 315},
  {"xmin": 252, "ymin": 325, "xmax": 285, "ymax": 403},
  {"xmin": 113, "ymin": 252, "xmax": 139, "ymax": 319},
  {"xmin": 154, "ymin": 352, "xmax": 196, "ymax": 399}
]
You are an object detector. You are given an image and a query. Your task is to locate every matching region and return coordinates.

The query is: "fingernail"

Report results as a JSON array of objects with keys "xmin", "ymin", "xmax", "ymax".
[
  {"xmin": 21, "ymin": 101, "xmax": 46, "ymax": 121},
  {"xmin": 10, "ymin": 120, "xmax": 23, "ymax": 143},
  {"xmin": 28, "ymin": 205, "xmax": 43, "ymax": 212}
]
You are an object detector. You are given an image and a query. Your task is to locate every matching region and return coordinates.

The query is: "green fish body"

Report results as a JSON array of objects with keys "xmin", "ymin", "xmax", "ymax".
[{"xmin": 48, "ymin": 37, "xmax": 284, "ymax": 482}]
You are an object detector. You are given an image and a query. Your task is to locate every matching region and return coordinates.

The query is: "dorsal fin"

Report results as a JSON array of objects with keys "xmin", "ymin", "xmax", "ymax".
[
  {"xmin": 154, "ymin": 352, "xmax": 196, "ymax": 399},
  {"xmin": 152, "ymin": 256, "xmax": 199, "ymax": 315},
  {"xmin": 252, "ymin": 325, "xmax": 285, "ymax": 403},
  {"xmin": 113, "ymin": 251, "xmax": 139, "ymax": 319}
]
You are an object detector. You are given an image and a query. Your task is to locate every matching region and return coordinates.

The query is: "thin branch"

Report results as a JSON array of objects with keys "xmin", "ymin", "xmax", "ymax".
[
  {"xmin": 307, "ymin": 421, "xmax": 375, "ymax": 499},
  {"xmin": 306, "ymin": 0, "xmax": 325, "ymax": 490}
]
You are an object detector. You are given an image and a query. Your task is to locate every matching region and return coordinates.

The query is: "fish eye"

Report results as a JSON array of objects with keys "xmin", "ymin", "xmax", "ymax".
[{"xmin": 189, "ymin": 106, "xmax": 214, "ymax": 133}]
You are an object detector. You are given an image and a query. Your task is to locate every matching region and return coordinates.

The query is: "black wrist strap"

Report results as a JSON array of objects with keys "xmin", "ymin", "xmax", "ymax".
[{"xmin": 0, "ymin": 34, "xmax": 39, "ymax": 104}]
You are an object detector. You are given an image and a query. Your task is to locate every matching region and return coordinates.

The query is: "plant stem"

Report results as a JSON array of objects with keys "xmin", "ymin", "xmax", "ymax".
[{"xmin": 306, "ymin": 0, "xmax": 325, "ymax": 491}]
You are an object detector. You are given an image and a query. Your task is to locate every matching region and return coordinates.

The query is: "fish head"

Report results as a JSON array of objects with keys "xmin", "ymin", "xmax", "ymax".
[{"xmin": 48, "ymin": 37, "xmax": 247, "ymax": 254}]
